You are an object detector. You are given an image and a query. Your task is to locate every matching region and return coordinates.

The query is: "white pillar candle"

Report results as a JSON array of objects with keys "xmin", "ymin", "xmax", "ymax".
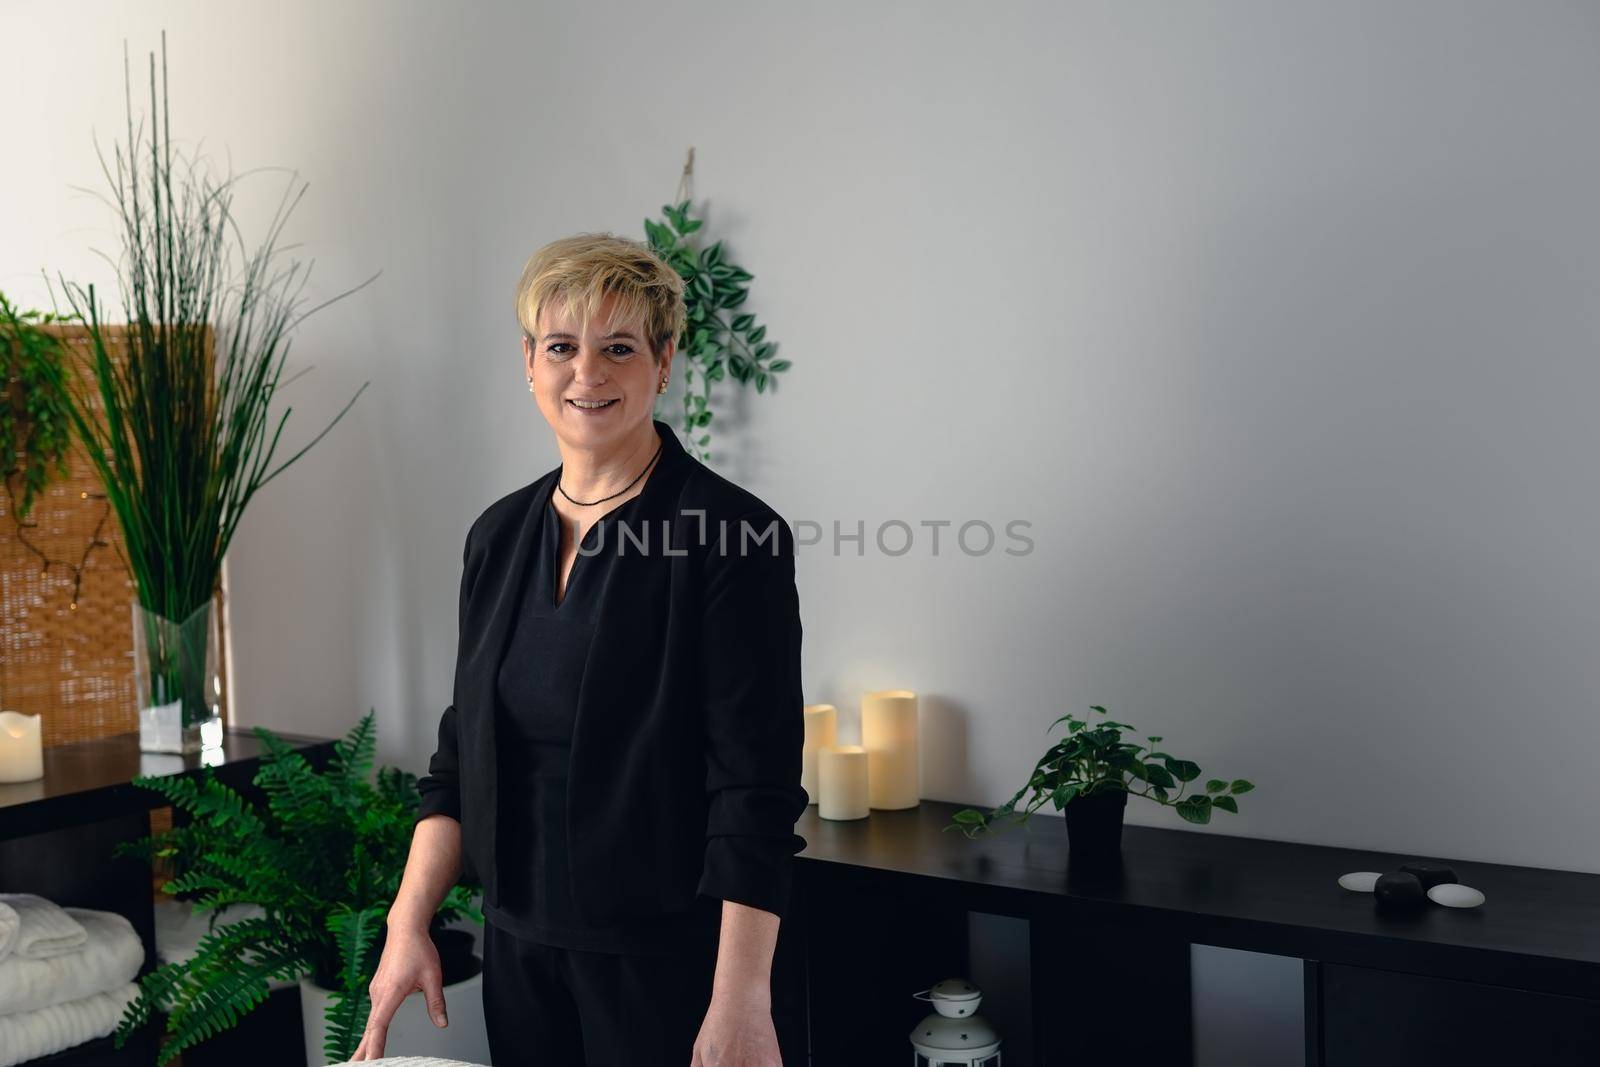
[
  {"xmin": 862, "ymin": 689, "xmax": 920, "ymax": 809},
  {"xmin": 817, "ymin": 745, "xmax": 869, "ymax": 821},
  {"xmin": 0, "ymin": 711, "xmax": 43, "ymax": 784},
  {"xmin": 801, "ymin": 704, "xmax": 837, "ymax": 805}
]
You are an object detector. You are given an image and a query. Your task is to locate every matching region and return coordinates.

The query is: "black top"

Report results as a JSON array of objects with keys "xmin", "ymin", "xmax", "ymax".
[
  {"xmin": 483, "ymin": 477, "xmax": 721, "ymax": 955},
  {"xmin": 415, "ymin": 419, "xmax": 808, "ymax": 929}
]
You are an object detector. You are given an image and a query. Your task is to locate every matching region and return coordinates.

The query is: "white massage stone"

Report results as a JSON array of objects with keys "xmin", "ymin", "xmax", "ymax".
[
  {"xmin": 1338, "ymin": 871, "xmax": 1383, "ymax": 893},
  {"xmin": 1427, "ymin": 883, "xmax": 1486, "ymax": 908}
]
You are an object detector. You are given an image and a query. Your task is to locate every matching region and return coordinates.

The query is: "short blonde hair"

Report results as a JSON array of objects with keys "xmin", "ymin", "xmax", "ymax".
[{"xmin": 515, "ymin": 233, "xmax": 685, "ymax": 362}]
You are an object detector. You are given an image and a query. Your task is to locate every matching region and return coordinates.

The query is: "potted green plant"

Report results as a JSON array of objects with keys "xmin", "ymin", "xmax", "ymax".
[
  {"xmin": 946, "ymin": 705, "xmax": 1255, "ymax": 859},
  {"xmin": 55, "ymin": 36, "xmax": 369, "ymax": 754},
  {"xmin": 108, "ymin": 711, "xmax": 485, "ymax": 1066}
]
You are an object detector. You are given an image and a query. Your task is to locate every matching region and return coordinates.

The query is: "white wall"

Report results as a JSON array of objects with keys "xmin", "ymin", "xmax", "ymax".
[{"xmin": 8, "ymin": 2, "xmax": 1600, "ymax": 1063}]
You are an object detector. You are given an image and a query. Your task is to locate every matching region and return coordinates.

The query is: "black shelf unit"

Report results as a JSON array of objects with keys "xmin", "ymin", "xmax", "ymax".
[
  {"xmin": 787, "ymin": 800, "xmax": 1600, "ymax": 1065},
  {"xmin": 0, "ymin": 727, "xmax": 337, "ymax": 1067}
]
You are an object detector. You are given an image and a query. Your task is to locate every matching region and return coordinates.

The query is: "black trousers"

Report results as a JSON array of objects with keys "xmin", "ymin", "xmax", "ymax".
[{"xmin": 481, "ymin": 919, "xmax": 720, "ymax": 1066}]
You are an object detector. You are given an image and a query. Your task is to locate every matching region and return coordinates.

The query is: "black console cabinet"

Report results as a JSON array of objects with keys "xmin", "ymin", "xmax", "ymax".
[{"xmin": 787, "ymin": 801, "xmax": 1600, "ymax": 1065}]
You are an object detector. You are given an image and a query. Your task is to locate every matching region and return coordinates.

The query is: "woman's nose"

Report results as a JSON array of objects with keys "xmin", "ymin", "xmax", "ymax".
[{"xmin": 573, "ymin": 350, "xmax": 608, "ymax": 385}]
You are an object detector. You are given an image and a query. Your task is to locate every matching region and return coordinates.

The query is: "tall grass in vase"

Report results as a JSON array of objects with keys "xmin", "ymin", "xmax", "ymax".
[{"xmin": 56, "ymin": 36, "xmax": 371, "ymax": 752}]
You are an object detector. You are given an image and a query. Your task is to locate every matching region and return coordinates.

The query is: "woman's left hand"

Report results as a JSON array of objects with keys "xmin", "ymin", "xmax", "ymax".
[{"xmin": 691, "ymin": 988, "xmax": 783, "ymax": 1066}]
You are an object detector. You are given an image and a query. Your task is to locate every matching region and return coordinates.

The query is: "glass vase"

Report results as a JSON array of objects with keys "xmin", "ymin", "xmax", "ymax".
[{"xmin": 132, "ymin": 597, "xmax": 225, "ymax": 754}]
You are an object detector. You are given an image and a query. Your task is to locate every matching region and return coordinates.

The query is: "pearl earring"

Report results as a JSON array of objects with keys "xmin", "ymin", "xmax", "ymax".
[{"xmin": 658, "ymin": 378, "xmax": 668, "ymax": 394}]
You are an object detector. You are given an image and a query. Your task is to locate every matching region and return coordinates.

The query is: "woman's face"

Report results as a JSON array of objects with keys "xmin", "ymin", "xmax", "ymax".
[{"xmin": 523, "ymin": 292, "xmax": 673, "ymax": 453}]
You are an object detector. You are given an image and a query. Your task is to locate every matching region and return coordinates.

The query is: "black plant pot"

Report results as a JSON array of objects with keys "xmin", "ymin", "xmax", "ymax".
[{"xmin": 1064, "ymin": 788, "xmax": 1128, "ymax": 861}]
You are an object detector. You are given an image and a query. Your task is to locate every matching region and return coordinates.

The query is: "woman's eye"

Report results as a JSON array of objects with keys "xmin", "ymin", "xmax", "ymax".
[{"xmin": 544, "ymin": 342, "xmax": 633, "ymax": 358}]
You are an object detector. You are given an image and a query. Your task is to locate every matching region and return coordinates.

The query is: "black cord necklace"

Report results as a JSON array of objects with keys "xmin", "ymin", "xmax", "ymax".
[{"xmin": 556, "ymin": 438, "xmax": 663, "ymax": 507}]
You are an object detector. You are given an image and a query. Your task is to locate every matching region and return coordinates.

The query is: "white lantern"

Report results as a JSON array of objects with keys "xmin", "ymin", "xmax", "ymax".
[{"xmin": 908, "ymin": 977, "xmax": 1002, "ymax": 1066}]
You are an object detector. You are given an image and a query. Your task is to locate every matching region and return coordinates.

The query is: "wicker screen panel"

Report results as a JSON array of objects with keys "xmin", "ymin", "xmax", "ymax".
[{"xmin": 1, "ymin": 324, "xmax": 232, "ymax": 747}]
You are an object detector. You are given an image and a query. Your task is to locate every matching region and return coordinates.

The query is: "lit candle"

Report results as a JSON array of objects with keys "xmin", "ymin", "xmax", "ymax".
[
  {"xmin": 801, "ymin": 704, "xmax": 837, "ymax": 805},
  {"xmin": 862, "ymin": 689, "xmax": 919, "ymax": 809},
  {"xmin": 0, "ymin": 711, "xmax": 43, "ymax": 784},
  {"xmin": 818, "ymin": 745, "xmax": 869, "ymax": 821}
]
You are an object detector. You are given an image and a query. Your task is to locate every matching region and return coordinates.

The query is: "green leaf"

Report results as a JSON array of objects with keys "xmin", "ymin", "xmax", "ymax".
[
  {"xmin": 952, "ymin": 809, "xmax": 987, "ymax": 824},
  {"xmin": 1143, "ymin": 764, "xmax": 1175, "ymax": 789},
  {"xmin": 1164, "ymin": 758, "xmax": 1201, "ymax": 783},
  {"xmin": 1212, "ymin": 796, "xmax": 1239, "ymax": 814},
  {"xmin": 755, "ymin": 371, "xmax": 768, "ymax": 393},
  {"xmin": 1050, "ymin": 783, "xmax": 1081, "ymax": 810},
  {"xmin": 748, "ymin": 324, "xmax": 767, "ymax": 345},
  {"xmin": 1230, "ymin": 779, "xmax": 1255, "ymax": 794},
  {"xmin": 769, "ymin": 359, "xmax": 791, "ymax": 372},
  {"xmin": 731, "ymin": 313, "xmax": 755, "ymax": 331},
  {"xmin": 728, "ymin": 267, "xmax": 753, "ymax": 282},
  {"xmin": 1205, "ymin": 779, "xmax": 1228, "ymax": 794},
  {"xmin": 643, "ymin": 218, "xmax": 673, "ymax": 249},
  {"xmin": 1175, "ymin": 796, "xmax": 1212, "ymax": 824}
]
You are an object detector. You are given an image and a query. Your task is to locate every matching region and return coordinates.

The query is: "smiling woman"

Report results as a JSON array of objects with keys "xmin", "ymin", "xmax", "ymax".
[
  {"xmin": 518, "ymin": 233, "xmax": 683, "ymax": 467},
  {"xmin": 356, "ymin": 233, "xmax": 807, "ymax": 1067}
]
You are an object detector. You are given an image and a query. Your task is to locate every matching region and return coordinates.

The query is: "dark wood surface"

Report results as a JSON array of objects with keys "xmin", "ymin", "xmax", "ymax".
[
  {"xmin": 1319, "ymin": 962, "xmax": 1600, "ymax": 1062},
  {"xmin": 794, "ymin": 800, "xmax": 1600, "ymax": 998},
  {"xmin": 0, "ymin": 727, "xmax": 337, "ymax": 840}
]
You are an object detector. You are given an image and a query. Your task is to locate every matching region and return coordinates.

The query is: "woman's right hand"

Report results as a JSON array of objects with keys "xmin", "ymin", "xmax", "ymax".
[{"xmin": 351, "ymin": 925, "xmax": 450, "ymax": 1061}]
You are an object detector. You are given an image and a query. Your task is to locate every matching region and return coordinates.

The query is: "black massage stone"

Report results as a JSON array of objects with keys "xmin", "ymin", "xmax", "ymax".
[
  {"xmin": 1374, "ymin": 871, "xmax": 1428, "ymax": 911},
  {"xmin": 1397, "ymin": 863, "xmax": 1457, "ymax": 892}
]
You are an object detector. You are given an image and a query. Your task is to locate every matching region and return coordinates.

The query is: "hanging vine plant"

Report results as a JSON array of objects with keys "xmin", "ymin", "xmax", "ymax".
[
  {"xmin": 0, "ymin": 292, "xmax": 78, "ymax": 521},
  {"xmin": 642, "ymin": 149, "xmax": 790, "ymax": 462}
]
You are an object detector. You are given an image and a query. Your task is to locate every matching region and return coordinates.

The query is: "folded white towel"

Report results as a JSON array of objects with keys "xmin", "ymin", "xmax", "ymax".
[
  {"xmin": 0, "ymin": 895, "xmax": 87, "ymax": 960},
  {"xmin": 0, "ymin": 903, "xmax": 17, "ymax": 963},
  {"xmin": 0, "ymin": 980, "xmax": 140, "ymax": 1067},
  {"xmin": 0, "ymin": 909, "xmax": 143, "ymax": 1018}
]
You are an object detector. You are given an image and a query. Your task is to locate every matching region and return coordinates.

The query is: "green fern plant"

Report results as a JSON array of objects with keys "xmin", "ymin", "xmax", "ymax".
[
  {"xmin": 643, "ymin": 199, "xmax": 789, "ymax": 463},
  {"xmin": 109, "ymin": 710, "xmax": 481, "ymax": 1065}
]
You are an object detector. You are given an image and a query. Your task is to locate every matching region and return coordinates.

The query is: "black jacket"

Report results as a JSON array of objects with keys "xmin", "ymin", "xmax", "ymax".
[{"xmin": 414, "ymin": 419, "xmax": 809, "ymax": 923}]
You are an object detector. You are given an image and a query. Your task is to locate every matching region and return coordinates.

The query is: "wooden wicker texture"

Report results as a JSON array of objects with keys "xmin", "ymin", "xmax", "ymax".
[{"xmin": 3, "ymin": 323, "xmax": 236, "ymax": 855}]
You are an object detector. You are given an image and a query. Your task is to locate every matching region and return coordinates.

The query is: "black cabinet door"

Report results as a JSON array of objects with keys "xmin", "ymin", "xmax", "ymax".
[{"xmin": 1319, "ymin": 963, "xmax": 1600, "ymax": 1066}]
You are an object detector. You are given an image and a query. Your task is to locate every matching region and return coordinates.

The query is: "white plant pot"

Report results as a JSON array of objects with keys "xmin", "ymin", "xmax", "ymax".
[{"xmin": 299, "ymin": 964, "xmax": 489, "ymax": 1066}]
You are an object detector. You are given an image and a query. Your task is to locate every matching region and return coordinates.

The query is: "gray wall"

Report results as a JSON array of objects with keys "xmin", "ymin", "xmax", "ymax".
[{"xmin": 7, "ymin": 2, "xmax": 1600, "ymax": 1063}]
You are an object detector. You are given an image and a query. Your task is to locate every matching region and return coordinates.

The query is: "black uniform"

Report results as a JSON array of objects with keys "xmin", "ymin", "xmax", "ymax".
[{"xmin": 483, "ymin": 479, "xmax": 721, "ymax": 1063}]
